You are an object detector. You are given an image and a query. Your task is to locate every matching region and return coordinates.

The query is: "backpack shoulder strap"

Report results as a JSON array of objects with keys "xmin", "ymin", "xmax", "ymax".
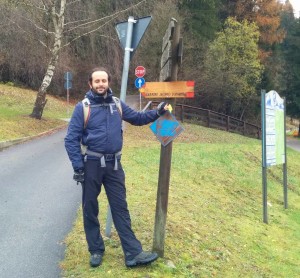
[
  {"xmin": 82, "ymin": 97, "xmax": 122, "ymax": 129},
  {"xmin": 112, "ymin": 96, "xmax": 122, "ymax": 117},
  {"xmin": 82, "ymin": 98, "xmax": 90, "ymax": 129}
]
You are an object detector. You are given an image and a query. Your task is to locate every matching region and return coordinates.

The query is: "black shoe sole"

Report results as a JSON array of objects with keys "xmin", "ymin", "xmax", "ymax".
[
  {"xmin": 90, "ymin": 263, "xmax": 101, "ymax": 267},
  {"xmin": 125, "ymin": 255, "xmax": 158, "ymax": 267}
]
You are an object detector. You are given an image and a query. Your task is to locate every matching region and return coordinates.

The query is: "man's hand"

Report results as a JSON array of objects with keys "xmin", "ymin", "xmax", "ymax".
[
  {"xmin": 157, "ymin": 102, "xmax": 169, "ymax": 116},
  {"xmin": 73, "ymin": 169, "xmax": 84, "ymax": 184}
]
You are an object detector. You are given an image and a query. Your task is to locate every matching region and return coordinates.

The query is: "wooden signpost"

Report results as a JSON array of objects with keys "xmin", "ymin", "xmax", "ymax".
[
  {"xmin": 151, "ymin": 18, "xmax": 192, "ymax": 257},
  {"xmin": 140, "ymin": 81, "xmax": 194, "ymax": 98}
]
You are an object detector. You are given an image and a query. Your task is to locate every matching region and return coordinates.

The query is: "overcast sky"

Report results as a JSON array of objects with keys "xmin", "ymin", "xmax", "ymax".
[{"xmin": 290, "ymin": 0, "xmax": 300, "ymax": 17}]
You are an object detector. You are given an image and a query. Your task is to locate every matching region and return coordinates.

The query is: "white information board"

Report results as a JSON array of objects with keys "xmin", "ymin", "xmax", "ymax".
[{"xmin": 264, "ymin": 90, "xmax": 285, "ymax": 166}]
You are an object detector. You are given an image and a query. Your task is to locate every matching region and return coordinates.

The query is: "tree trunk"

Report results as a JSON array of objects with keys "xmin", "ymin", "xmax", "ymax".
[
  {"xmin": 298, "ymin": 123, "xmax": 300, "ymax": 138},
  {"xmin": 30, "ymin": 60, "xmax": 58, "ymax": 119},
  {"xmin": 30, "ymin": 0, "xmax": 66, "ymax": 119}
]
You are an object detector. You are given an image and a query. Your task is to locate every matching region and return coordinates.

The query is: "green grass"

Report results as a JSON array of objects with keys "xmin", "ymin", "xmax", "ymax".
[
  {"xmin": 0, "ymin": 83, "xmax": 71, "ymax": 141},
  {"xmin": 61, "ymin": 124, "xmax": 300, "ymax": 278},
  {"xmin": 1, "ymin": 84, "xmax": 300, "ymax": 277}
]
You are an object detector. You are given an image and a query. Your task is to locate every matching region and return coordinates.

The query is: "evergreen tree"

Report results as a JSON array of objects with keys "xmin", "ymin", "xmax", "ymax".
[
  {"xmin": 178, "ymin": 0, "xmax": 221, "ymax": 41},
  {"xmin": 280, "ymin": 6, "xmax": 300, "ymax": 119}
]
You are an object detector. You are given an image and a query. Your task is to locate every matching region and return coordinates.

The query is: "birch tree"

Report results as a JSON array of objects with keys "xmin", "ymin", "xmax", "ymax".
[
  {"xmin": 4, "ymin": 0, "xmax": 147, "ymax": 119},
  {"xmin": 30, "ymin": 0, "xmax": 66, "ymax": 119}
]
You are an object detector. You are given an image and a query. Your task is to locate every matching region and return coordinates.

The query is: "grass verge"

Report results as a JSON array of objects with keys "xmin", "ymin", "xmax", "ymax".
[
  {"xmin": 61, "ymin": 124, "xmax": 300, "ymax": 278},
  {"xmin": 0, "ymin": 83, "xmax": 71, "ymax": 141}
]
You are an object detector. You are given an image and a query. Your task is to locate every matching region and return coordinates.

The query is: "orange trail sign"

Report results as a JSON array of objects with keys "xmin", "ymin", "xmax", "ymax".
[{"xmin": 140, "ymin": 81, "xmax": 195, "ymax": 98}]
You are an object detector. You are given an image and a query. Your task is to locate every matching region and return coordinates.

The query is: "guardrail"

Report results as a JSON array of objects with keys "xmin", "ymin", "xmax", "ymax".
[{"xmin": 148, "ymin": 101, "xmax": 261, "ymax": 139}]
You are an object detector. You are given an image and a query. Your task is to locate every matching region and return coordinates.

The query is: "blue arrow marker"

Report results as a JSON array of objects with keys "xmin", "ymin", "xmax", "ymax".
[
  {"xmin": 135, "ymin": 77, "xmax": 145, "ymax": 88},
  {"xmin": 149, "ymin": 111, "xmax": 184, "ymax": 146}
]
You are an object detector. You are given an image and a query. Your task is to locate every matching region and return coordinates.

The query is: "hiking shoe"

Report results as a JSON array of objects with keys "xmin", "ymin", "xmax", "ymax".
[
  {"xmin": 125, "ymin": 251, "xmax": 158, "ymax": 267},
  {"xmin": 90, "ymin": 253, "xmax": 102, "ymax": 267}
]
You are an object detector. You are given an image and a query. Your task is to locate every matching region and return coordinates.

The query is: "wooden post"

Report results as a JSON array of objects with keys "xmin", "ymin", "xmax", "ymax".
[
  {"xmin": 207, "ymin": 110, "xmax": 211, "ymax": 128},
  {"xmin": 226, "ymin": 116, "xmax": 230, "ymax": 131},
  {"xmin": 153, "ymin": 18, "xmax": 180, "ymax": 257}
]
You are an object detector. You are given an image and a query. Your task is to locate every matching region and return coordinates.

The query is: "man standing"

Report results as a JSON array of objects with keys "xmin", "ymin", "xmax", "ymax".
[{"xmin": 64, "ymin": 67, "xmax": 168, "ymax": 268}]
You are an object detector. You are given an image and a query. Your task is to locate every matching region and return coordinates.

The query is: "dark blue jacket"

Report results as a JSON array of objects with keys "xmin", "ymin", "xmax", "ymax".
[{"xmin": 64, "ymin": 89, "xmax": 159, "ymax": 171}]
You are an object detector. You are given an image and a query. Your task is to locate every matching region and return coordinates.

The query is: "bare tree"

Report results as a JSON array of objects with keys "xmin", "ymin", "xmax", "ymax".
[{"xmin": 3, "ymin": 0, "xmax": 147, "ymax": 119}]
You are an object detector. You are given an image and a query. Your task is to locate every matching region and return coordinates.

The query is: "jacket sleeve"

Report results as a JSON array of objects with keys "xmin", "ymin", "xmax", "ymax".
[
  {"xmin": 64, "ymin": 102, "xmax": 84, "ymax": 171},
  {"xmin": 121, "ymin": 101, "xmax": 159, "ymax": 125}
]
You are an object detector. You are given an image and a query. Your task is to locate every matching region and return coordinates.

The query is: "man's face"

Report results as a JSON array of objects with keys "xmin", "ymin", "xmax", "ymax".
[{"xmin": 89, "ymin": 71, "xmax": 109, "ymax": 95}]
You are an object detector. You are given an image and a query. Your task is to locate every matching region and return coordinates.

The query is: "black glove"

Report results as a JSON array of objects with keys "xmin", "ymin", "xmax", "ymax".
[
  {"xmin": 157, "ymin": 102, "xmax": 168, "ymax": 116},
  {"xmin": 73, "ymin": 169, "xmax": 84, "ymax": 184}
]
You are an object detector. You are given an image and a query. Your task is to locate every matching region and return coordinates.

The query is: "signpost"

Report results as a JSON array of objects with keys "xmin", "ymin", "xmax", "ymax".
[
  {"xmin": 140, "ymin": 81, "xmax": 194, "ymax": 98},
  {"xmin": 261, "ymin": 89, "xmax": 287, "ymax": 224},
  {"xmin": 135, "ymin": 66, "xmax": 146, "ymax": 110},
  {"xmin": 152, "ymin": 18, "xmax": 182, "ymax": 258},
  {"xmin": 104, "ymin": 17, "xmax": 152, "ymax": 238},
  {"xmin": 115, "ymin": 16, "xmax": 152, "ymax": 101},
  {"xmin": 64, "ymin": 72, "xmax": 72, "ymax": 117}
]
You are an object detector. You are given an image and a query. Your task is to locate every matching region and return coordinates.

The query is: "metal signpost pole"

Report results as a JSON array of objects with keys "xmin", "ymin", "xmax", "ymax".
[
  {"xmin": 261, "ymin": 89, "xmax": 268, "ymax": 224},
  {"xmin": 283, "ymin": 97, "xmax": 288, "ymax": 209},
  {"xmin": 105, "ymin": 16, "xmax": 135, "ymax": 237},
  {"xmin": 64, "ymin": 72, "xmax": 72, "ymax": 118},
  {"xmin": 67, "ymin": 76, "xmax": 70, "ymax": 117},
  {"xmin": 120, "ymin": 16, "xmax": 136, "ymax": 102},
  {"xmin": 105, "ymin": 16, "xmax": 152, "ymax": 238}
]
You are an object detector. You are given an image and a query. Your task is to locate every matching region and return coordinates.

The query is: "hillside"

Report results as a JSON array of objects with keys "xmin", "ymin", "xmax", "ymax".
[
  {"xmin": 61, "ymin": 123, "xmax": 300, "ymax": 278},
  {"xmin": 0, "ymin": 84, "xmax": 69, "ymax": 141},
  {"xmin": 1, "ymin": 84, "xmax": 299, "ymax": 277}
]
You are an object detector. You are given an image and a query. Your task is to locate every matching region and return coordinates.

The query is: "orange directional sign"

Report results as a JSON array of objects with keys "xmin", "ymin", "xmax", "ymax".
[{"xmin": 139, "ymin": 81, "xmax": 195, "ymax": 98}]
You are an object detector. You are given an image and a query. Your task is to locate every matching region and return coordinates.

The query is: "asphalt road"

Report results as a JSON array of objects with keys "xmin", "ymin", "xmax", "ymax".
[
  {"xmin": 287, "ymin": 137, "xmax": 300, "ymax": 152},
  {"xmin": 0, "ymin": 128, "xmax": 81, "ymax": 278}
]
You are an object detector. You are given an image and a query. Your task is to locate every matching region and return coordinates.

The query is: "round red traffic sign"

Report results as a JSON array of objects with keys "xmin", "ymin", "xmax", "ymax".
[{"xmin": 135, "ymin": 66, "xmax": 146, "ymax": 78}]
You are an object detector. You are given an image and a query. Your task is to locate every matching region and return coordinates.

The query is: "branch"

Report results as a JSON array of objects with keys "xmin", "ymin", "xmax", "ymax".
[
  {"xmin": 61, "ymin": 15, "xmax": 118, "ymax": 49},
  {"xmin": 18, "ymin": 13, "xmax": 53, "ymax": 34},
  {"xmin": 66, "ymin": 0, "xmax": 81, "ymax": 6},
  {"xmin": 20, "ymin": 0, "xmax": 49, "ymax": 14},
  {"xmin": 6, "ymin": 16, "xmax": 49, "ymax": 50},
  {"xmin": 64, "ymin": 0, "xmax": 147, "ymax": 32},
  {"xmin": 51, "ymin": 5, "xmax": 58, "ymax": 30},
  {"xmin": 11, "ymin": 0, "xmax": 54, "ymax": 34}
]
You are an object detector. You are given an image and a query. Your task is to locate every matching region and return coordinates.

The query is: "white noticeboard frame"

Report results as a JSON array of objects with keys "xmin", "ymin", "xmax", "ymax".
[
  {"xmin": 261, "ymin": 90, "xmax": 288, "ymax": 224},
  {"xmin": 264, "ymin": 90, "xmax": 285, "ymax": 166}
]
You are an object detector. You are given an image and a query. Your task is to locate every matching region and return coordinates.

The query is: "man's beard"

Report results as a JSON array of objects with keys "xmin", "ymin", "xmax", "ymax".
[{"xmin": 92, "ymin": 87, "xmax": 108, "ymax": 96}]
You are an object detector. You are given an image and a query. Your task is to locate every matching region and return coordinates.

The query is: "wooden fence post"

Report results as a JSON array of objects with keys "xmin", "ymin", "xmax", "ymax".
[
  {"xmin": 207, "ymin": 110, "xmax": 210, "ymax": 128},
  {"xmin": 226, "ymin": 116, "xmax": 230, "ymax": 131}
]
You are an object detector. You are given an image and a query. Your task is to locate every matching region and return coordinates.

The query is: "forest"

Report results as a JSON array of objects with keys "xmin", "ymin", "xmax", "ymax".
[{"xmin": 0, "ymin": 0, "xmax": 299, "ymax": 123}]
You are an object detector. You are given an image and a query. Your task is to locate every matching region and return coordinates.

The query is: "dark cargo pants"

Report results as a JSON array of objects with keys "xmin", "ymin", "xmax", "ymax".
[{"xmin": 82, "ymin": 159, "xmax": 142, "ymax": 260}]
